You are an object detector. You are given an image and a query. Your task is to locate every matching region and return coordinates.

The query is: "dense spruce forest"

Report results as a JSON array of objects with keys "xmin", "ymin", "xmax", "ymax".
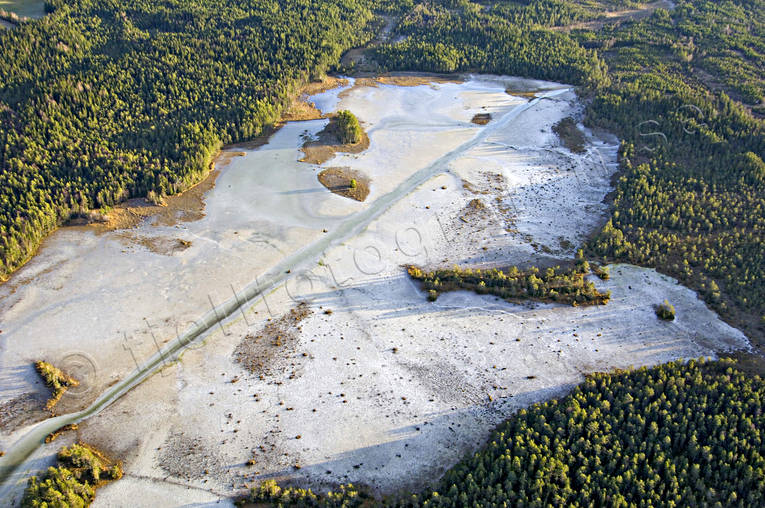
[
  {"xmin": 247, "ymin": 359, "xmax": 765, "ymax": 507},
  {"xmin": 371, "ymin": 0, "xmax": 609, "ymax": 86},
  {"xmin": 0, "ymin": 0, "xmax": 411, "ymax": 280},
  {"xmin": 579, "ymin": 0, "xmax": 765, "ymax": 340}
]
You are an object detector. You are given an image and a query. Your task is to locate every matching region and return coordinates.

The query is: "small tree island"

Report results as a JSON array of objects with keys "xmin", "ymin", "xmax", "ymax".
[
  {"xmin": 300, "ymin": 110, "xmax": 369, "ymax": 165},
  {"xmin": 336, "ymin": 110, "xmax": 363, "ymax": 144}
]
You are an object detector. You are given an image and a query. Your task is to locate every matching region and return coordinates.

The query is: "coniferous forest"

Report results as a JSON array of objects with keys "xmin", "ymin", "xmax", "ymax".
[
  {"xmin": 246, "ymin": 359, "xmax": 765, "ymax": 507},
  {"xmin": 2, "ymin": 1, "xmax": 764, "ymax": 505}
]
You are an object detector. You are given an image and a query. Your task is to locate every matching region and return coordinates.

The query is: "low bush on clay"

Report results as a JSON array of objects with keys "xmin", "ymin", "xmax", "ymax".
[
  {"xmin": 22, "ymin": 443, "xmax": 123, "ymax": 507},
  {"xmin": 656, "ymin": 299, "xmax": 676, "ymax": 320},
  {"xmin": 34, "ymin": 361, "xmax": 79, "ymax": 411},
  {"xmin": 552, "ymin": 117, "xmax": 586, "ymax": 153}
]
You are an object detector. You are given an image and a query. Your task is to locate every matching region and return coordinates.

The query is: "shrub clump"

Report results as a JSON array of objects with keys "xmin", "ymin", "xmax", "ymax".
[
  {"xmin": 593, "ymin": 265, "xmax": 610, "ymax": 280},
  {"xmin": 552, "ymin": 117, "xmax": 586, "ymax": 153},
  {"xmin": 34, "ymin": 361, "xmax": 79, "ymax": 411},
  {"xmin": 408, "ymin": 261, "xmax": 610, "ymax": 307},
  {"xmin": 656, "ymin": 299, "xmax": 676, "ymax": 320},
  {"xmin": 22, "ymin": 443, "xmax": 123, "ymax": 508},
  {"xmin": 242, "ymin": 479, "xmax": 366, "ymax": 507}
]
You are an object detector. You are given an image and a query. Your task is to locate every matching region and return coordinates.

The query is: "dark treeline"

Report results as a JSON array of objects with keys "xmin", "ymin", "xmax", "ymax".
[
  {"xmin": 0, "ymin": 0, "xmax": 410, "ymax": 280},
  {"xmin": 370, "ymin": 0, "xmax": 764, "ymax": 339},
  {"xmin": 246, "ymin": 359, "xmax": 765, "ymax": 507},
  {"xmin": 580, "ymin": 0, "xmax": 765, "ymax": 337},
  {"xmin": 371, "ymin": 0, "xmax": 609, "ymax": 87},
  {"xmin": 407, "ymin": 253, "xmax": 610, "ymax": 306}
]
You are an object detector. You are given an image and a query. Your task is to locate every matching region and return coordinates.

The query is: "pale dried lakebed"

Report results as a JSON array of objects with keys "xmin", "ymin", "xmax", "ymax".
[{"xmin": 0, "ymin": 75, "xmax": 750, "ymax": 506}]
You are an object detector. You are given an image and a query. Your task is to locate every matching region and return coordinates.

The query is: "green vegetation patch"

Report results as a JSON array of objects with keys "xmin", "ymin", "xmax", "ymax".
[
  {"xmin": 34, "ymin": 360, "xmax": 79, "ymax": 411},
  {"xmin": 22, "ymin": 442, "xmax": 123, "ymax": 508},
  {"xmin": 335, "ymin": 110, "xmax": 363, "ymax": 145},
  {"xmin": 243, "ymin": 481, "xmax": 366, "ymax": 507},
  {"xmin": 580, "ymin": 0, "xmax": 765, "ymax": 340},
  {"xmin": 244, "ymin": 359, "xmax": 765, "ymax": 507},
  {"xmin": 408, "ymin": 255, "xmax": 610, "ymax": 307},
  {"xmin": 371, "ymin": 1, "xmax": 609, "ymax": 87},
  {"xmin": 656, "ymin": 299, "xmax": 677, "ymax": 320}
]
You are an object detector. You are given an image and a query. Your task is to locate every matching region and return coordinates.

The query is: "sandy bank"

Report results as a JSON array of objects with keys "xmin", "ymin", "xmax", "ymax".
[
  {"xmin": 318, "ymin": 168, "xmax": 370, "ymax": 202},
  {"xmin": 68, "ymin": 167, "xmax": 224, "ymax": 235},
  {"xmin": 300, "ymin": 115, "xmax": 371, "ymax": 165},
  {"xmin": 282, "ymin": 77, "xmax": 350, "ymax": 122}
]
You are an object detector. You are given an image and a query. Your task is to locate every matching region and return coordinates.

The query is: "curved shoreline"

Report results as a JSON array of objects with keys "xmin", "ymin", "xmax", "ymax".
[{"xmin": 0, "ymin": 87, "xmax": 569, "ymax": 499}]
